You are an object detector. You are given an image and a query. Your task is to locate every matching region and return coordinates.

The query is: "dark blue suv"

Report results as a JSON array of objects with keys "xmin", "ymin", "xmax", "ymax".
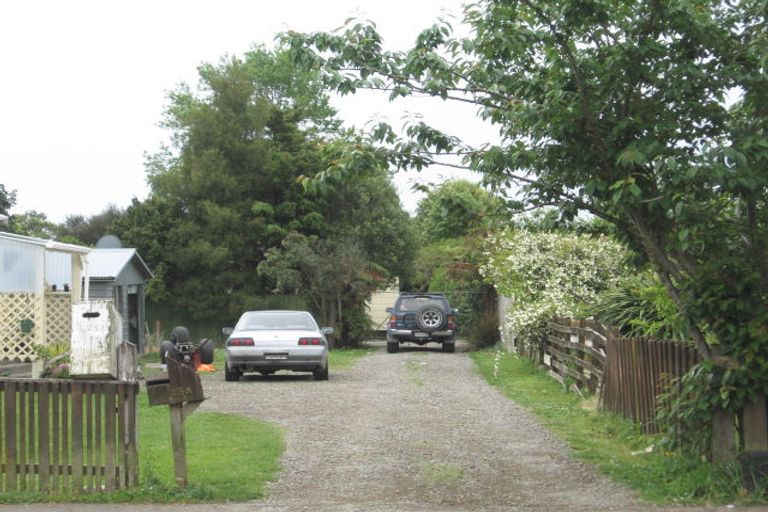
[{"xmin": 386, "ymin": 293, "xmax": 457, "ymax": 353}]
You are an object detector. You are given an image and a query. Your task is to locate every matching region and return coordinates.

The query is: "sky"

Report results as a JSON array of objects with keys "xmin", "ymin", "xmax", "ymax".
[{"xmin": 0, "ymin": 0, "xmax": 497, "ymax": 224}]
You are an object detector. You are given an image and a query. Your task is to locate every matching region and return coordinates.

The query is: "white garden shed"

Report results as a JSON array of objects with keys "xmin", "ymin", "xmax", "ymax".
[{"xmin": 0, "ymin": 232, "xmax": 90, "ymax": 362}]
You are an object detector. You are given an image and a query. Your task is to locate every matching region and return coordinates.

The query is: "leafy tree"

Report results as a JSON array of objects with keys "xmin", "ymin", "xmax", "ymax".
[
  {"xmin": 0, "ymin": 184, "xmax": 15, "ymax": 218},
  {"xmin": 285, "ymin": 1, "xmax": 768, "ymax": 411},
  {"xmin": 416, "ymin": 179, "xmax": 502, "ymax": 243},
  {"xmin": 258, "ymin": 232, "xmax": 379, "ymax": 345},
  {"xmin": 116, "ymin": 45, "xmax": 414, "ymax": 329},
  {"xmin": 59, "ymin": 205, "xmax": 125, "ymax": 246},
  {"xmin": 7, "ymin": 210, "xmax": 59, "ymax": 239}
]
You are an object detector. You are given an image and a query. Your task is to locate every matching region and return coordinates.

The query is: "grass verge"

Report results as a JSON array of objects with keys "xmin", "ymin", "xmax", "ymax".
[
  {"xmin": 0, "ymin": 391, "xmax": 284, "ymax": 503},
  {"xmin": 472, "ymin": 348, "xmax": 760, "ymax": 506},
  {"xmin": 329, "ymin": 347, "xmax": 373, "ymax": 370}
]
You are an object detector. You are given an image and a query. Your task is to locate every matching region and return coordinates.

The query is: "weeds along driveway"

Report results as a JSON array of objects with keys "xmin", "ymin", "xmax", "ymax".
[{"xmin": 4, "ymin": 345, "xmax": 755, "ymax": 512}]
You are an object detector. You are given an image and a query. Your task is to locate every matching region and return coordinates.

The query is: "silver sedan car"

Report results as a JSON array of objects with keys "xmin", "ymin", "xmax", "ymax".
[{"xmin": 223, "ymin": 310, "xmax": 333, "ymax": 381}]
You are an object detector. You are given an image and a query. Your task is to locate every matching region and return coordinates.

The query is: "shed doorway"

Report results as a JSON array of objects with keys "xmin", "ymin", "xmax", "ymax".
[{"xmin": 127, "ymin": 292, "xmax": 139, "ymax": 344}]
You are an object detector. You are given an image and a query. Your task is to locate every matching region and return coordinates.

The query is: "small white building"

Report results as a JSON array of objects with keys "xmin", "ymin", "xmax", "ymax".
[
  {"xmin": 366, "ymin": 280, "xmax": 400, "ymax": 331},
  {"xmin": 0, "ymin": 232, "xmax": 90, "ymax": 361}
]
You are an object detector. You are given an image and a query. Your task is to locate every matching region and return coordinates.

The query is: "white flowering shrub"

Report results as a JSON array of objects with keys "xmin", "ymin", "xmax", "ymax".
[{"xmin": 481, "ymin": 229, "xmax": 629, "ymax": 353}]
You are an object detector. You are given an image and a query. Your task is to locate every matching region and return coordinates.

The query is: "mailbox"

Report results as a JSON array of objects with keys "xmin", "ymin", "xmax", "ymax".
[{"xmin": 145, "ymin": 357, "xmax": 204, "ymax": 406}]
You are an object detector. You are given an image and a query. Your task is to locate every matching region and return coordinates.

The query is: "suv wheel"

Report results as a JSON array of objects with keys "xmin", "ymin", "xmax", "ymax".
[
  {"xmin": 442, "ymin": 341, "xmax": 455, "ymax": 353},
  {"xmin": 387, "ymin": 342, "xmax": 399, "ymax": 353}
]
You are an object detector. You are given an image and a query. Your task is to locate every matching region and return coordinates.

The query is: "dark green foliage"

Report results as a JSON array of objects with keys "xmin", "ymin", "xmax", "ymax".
[
  {"xmin": 0, "ymin": 184, "xmax": 15, "ymax": 216},
  {"xmin": 58, "ymin": 205, "xmax": 125, "ymax": 246},
  {"xmin": 416, "ymin": 180, "xmax": 503, "ymax": 243},
  {"xmin": 590, "ymin": 271, "xmax": 688, "ymax": 341},
  {"xmin": 258, "ymin": 232, "xmax": 381, "ymax": 346}
]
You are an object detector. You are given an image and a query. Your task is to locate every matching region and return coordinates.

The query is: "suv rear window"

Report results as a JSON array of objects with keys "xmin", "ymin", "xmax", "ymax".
[{"xmin": 396, "ymin": 296, "xmax": 446, "ymax": 311}]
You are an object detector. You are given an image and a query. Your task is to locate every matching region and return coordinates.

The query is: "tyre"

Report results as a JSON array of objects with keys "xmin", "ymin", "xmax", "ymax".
[
  {"xmin": 387, "ymin": 342, "xmax": 399, "ymax": 353},
  {"xmin": 170, "ymin": 326, "xmax": 191, "ymax": 345},
  {"xmin": 224, "ymin": 362, "xmax": 240, "ymax": 382},
  {"xmin": 442, "ymin": 341, "xmax": 456, "ymax": 353},
  {"xmin": 415, "ymin": 305, "xmax": 446, "ymax": 332},
  {"xmin": 197, "ymin": 338, "xmax": 214, "ymax": 364},
  {"xmin": 159, "ymin": 340, "xmax": 173, "ymax": 364},
  {"xmin": 313, "ymin": 363, "xmax": 329, "ymax": 381}
]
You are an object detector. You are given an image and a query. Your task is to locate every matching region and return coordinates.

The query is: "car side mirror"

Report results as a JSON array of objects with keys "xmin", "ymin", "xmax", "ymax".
[
  {"xmin": 385, "ymin": 307, "xmax": 393, "ymax": 313},
  {"xmin": 222, "ymin": 327, "xmax": 233, "ymax": 336},
  {"xmin": 452, "ymin": 308, "xmax": 459, "ymax": 314},
  {"xmin": 321, "ymin": 327, "xmax": 334, "ymax": 335}
]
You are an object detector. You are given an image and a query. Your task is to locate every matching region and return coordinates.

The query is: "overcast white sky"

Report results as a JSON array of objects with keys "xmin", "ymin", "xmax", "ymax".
[{"xmin": 0, "ymin": 0, "xmax": 497, "ymax": 224}]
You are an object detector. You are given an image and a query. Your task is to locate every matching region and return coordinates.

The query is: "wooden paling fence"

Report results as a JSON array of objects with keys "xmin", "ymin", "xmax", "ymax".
[
  {"xmin": 544, "ymin": 318, "xmax": 699, "ymax": 433},
  {"xmin": 0, "ymin": 378, "xmax": 139, "ymax": 493},
  {"xmin": 602, "ymin": 335, "xmax": 699, "ymax": 433}
]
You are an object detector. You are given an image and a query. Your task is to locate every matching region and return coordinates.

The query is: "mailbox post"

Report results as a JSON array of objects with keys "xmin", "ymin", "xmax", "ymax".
[{"xmin": 145, "ymin": 329, "xmax": 206, "ymax": 487}]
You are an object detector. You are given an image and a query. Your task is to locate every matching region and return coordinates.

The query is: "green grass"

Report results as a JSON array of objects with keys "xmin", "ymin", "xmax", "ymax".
[
  {"xmin": 472, "ymin": 348, "xmax": 757, "ymax": 505},
  {"xmin": 0, "ymin": 391, "xmax": 284, "ymax": 503},
  {"xmin": 329, "ymin": 347, "xmax": 373, "ymax": 370}
]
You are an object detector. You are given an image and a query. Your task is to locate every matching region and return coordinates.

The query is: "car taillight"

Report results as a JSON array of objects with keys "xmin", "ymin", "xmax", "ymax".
[
  {"xmin": 298, "ymin": 338, "xmax": 324, "ymax": 345},
  {"xmin": 228, "ymin": 338, "xmax": 254, "ymax": 346},
  {"xmin": 447, "ymin": 315, "xmax": 455, "ymax": 329},
  {"xmin": 389, "ymin": 314, "xmax": 397, "ymax": 329}
]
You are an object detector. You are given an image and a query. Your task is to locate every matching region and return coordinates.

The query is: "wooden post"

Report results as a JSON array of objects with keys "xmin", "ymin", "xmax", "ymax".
[
  {"xmin": 712, "ymin": 408, "xmax": 736, "ymax": 462},
  {"xmin": 169, "ymin": 403, "xmax": 188, "ymax": 487}
]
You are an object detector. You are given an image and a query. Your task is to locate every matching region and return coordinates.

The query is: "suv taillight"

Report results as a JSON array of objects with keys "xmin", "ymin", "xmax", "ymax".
[
  {"xmin": 389, "ymin": 314, "xmax": 397, "ymax": 329},
  {"xmin": 298, "ymin": 338, "xmax": 323, "ymax": 345},
  {"xmin": 447, "ymin": 315, "xmax": 455, "ymax": 329},
  {"xmin": 228, "ymin": 337, "xmax": 254, "ymax": 346}
]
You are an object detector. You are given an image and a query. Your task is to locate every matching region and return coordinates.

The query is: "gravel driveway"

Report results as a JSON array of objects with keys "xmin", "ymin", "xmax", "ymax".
[
  {"xmin": 4, "ymin": 344, "xmax": 759, "ymax": 512},
  {"xmin": 196, "ymin": 343, "xmax": 736, "ymax": 511}
]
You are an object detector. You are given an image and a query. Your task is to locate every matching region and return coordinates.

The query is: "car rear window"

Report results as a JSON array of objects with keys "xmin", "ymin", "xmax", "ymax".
[
  {"xmin": 397, "ymin": 297, "xmax": 446, "ymax": 311},
  {"xmin": 237, "ymin": 311, "xmax": 317, "ymax": 331}
]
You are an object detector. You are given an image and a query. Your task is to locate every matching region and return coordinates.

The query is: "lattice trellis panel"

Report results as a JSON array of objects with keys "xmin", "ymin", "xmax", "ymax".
[
  {"xmin": 0, "ymin": 293, "xmax": 43, "ymax": 362},
  {"xmin": 45, "ymin": 292, "xmax": 72, "ymax": 347}
]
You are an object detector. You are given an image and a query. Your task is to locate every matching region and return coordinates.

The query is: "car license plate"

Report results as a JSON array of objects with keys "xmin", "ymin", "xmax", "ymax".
[
  {"xmin": 414, "ymin": 332, "xmax": 429, "ymax": 338},
  {"xmin": 265, "ymin": 353, "xmax": 288, "ymax": 360}
]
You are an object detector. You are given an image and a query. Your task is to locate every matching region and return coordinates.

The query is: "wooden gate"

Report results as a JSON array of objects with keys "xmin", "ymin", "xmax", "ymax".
[{"xmin": 0, "ymin": 378, "xmax": 138, "ymax": 493}]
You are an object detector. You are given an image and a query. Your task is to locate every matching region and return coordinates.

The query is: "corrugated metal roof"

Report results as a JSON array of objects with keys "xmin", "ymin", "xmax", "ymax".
[
  {"xmin": 88, "ymin": 249, "xmax": 153, "ymax": 280},
  {"xmin": 0, "ymin": 231, "xmax": 90, "ymax": 254}
]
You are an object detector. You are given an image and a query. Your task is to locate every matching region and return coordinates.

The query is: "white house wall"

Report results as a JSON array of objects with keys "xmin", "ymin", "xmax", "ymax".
[{"xmin": 0, "ymin": 238, "xmax": 44, "ymax": 293}]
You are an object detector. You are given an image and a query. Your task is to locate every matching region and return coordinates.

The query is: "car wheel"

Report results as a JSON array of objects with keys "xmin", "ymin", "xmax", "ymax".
[
  {"xmin": 159, "ymin": 340, "xmax": 173, "ymax": 364},
  {"xmin": 387, "ymin": 342, "xmax": 399, "ymax": 353},
  {"xmin": 442, "ymin": 341, "xmax": 456, "ymax": 353},
  {"xmin": 313, "ymin": 363, "xmax": 329, "ymax": 381},
  {"xmin": 224, "ymin": 362, "xmax": 240, "ymax": 382},
  {"xmin": 415, "ymin": 305, "xmax": 447, "ymax": 332}
]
